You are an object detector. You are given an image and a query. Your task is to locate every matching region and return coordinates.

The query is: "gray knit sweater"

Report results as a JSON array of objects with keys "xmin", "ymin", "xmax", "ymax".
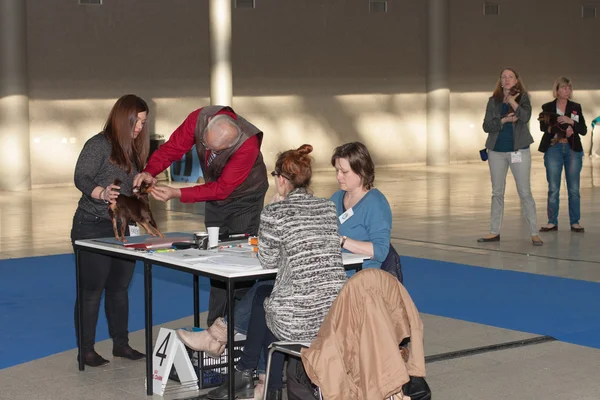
[
  {"xmin": 259, "ymin": 188, "xmax": 347, "ymax": 342},
  {"xmin": 74, "ymin": 133, "xmax": 138, "ymax": 220}
]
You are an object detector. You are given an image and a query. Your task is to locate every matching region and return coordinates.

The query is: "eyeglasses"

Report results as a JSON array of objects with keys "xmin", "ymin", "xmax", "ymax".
[
  {"xmin": 199, "ymin": 133, "xmax": 224, "ymax": 155},
  {"xmin": 271, "ymin": 170, "xmax": 291, "ymax": 180}
]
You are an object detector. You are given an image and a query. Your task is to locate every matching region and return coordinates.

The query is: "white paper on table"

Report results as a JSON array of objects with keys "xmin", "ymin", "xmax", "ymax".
[
  {"xmin": 149, "ymin": 249, "xmax": 222, "ymax": 263},
  {"xmin": 192, "ymin": 255, "xmax": 263, "ymax": 270}
]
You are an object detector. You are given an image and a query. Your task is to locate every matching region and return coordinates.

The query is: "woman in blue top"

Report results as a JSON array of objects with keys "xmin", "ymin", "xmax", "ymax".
[{"xmin": 330, "ymin": 142, "xmax": 392, "ymax": 269}]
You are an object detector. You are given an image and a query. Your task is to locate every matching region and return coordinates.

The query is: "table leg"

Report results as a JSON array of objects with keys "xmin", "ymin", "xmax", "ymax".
[
  {"xmin": 144, "ymin": 262, "xmax": 153, "ymax": 396},
  {"xmin": 193, "ymin": 274, "xmax": 201, "ymax": 387},
  {"xmin": 227, "ymin": 279, "xmax": 235, "ymax": 399},
  {"xmin": 75, "ymin": 248, "xmax": 84, "ymax": 371},
  {"xmin": 193, "ymin": 275, "xmax": 199, "ymax": 327}
]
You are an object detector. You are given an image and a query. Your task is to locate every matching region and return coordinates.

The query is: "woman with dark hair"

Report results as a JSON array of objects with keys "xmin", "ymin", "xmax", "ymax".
[
  {"xmin": 538, "ymin": 77, "xmax": 587, "ymax": 233},
  {"xmin": 71, "ymin": 94, "xmax": 149, "ymax": 366},
  {"xmin": 201, "ymin": 144, "xmax": 347, "ymax": 400},
  {"xmin": 479, "ymin": 68, "xmax": 543, "ymax": 246},
  {"xmin": 330, "ymin": 142, "xmax": 392, "ymax": 269}
]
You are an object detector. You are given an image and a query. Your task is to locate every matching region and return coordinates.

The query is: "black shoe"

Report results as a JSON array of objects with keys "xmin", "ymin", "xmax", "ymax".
[
  {"xmin": 571, "ymin": 225, "xmax": 585, "ymax": 233},
  {"xmin": 477, "ymin": 235, "xmax": 500, "ymax": 243},
  {"xmin": 540, "ymin": 225, "xmax": 558, "ymax": 232},
  {"xmin": 266, "ymin": 389, "xmax": 283, "ymax": 400},
  {"xmin": 113, "ymin": 345, "xmax": 146, "ymax": 361},
  {"xmin": 207, "ymin": 368, "xmax": 254, "ymax": 400},
  {"xmin": 77, "ymin": 350, "xmax": 110, "ymax": 367}
]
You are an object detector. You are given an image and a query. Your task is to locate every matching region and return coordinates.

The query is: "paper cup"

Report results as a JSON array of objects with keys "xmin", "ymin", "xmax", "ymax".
[
  {"xmin": 207, "ymin": 227, "xmax": 220, "ymax": 248},
  {"xmin": 194, "ymin": 232, "xmax": 209, "ymax": 249}
]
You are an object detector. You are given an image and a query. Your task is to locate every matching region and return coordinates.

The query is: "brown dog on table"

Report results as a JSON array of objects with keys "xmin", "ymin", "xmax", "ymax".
[{"xmin": 108, "ymin": 179, "xmax": 164, "ymax": 242}]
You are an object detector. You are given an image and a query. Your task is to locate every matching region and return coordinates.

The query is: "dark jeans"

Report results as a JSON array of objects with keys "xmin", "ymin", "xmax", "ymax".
[
  {"xmin": 544, "ymin": 143, "xmax": 584, "ymax": 225},
  {"xmin": 224, "ymin": 280, "xmax": 274, "ymax": 373},
  {"xmin": 237, "ymin": 285, "xmax": 284, "ymax": 390},
  {"xmin": 71, "ymin": 208, "xmax": 135, "ymax": 353},
  {"xmin": 205, "ymin": 186, "xmax": 267, "ymax": 326}
]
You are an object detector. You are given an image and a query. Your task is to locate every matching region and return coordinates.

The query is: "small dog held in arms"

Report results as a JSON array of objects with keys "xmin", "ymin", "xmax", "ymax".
[
  {"xmin": 108, "ymin": 179, "xmax": 164, "ymax": 242},
  {"xmin": 538, "ymin": 111, "xmax": 569, "ymax": 146}
]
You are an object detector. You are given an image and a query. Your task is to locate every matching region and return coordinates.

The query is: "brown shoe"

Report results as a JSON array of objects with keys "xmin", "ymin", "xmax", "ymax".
[
  {"xmin": 540, "ymin": 225, "xmax": 558, "ymax": 232},
  {"xmin": 207, "ymin": 317, "xmax": 228, "ymax": 344},
  {"xmin": 477, "ymin": 234, "xmax": 500, "ymax": 243},
  {"xmin": 571, "ymin": 224, "xmax": 585, "ymax": 233},
  {"xmin": 531, "ymin": 235, "xmax": 543, "ymax": 246},
  {"xmin": 176, "ymin": 329, "xmax": 225, "ymax": 357}
]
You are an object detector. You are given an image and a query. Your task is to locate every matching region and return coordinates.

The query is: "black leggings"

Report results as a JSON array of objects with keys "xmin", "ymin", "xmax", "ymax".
[{"xmin": 71, "ymin": 209, "xmax": 135, "ymax": 352}]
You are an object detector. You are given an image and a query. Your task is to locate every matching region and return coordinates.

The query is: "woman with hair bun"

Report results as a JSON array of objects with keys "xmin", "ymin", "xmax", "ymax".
[{"xmin": 181, "ymin": 145, "xmax": 347, "ymax": 400}]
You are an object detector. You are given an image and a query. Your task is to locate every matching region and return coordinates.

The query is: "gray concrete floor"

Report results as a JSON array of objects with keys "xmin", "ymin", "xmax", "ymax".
[{"xmin": 1, "ymin": 159, "xmax": 600, "ymax": 399}]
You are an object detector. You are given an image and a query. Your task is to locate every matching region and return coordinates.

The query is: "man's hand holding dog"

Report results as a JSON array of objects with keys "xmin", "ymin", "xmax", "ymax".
[
  {"xmin": 150, "ymin": 185, "xmax": 181, "ymax": 202},
  {"xmin": 133, "ymin": 172, "xmax": 157, "ymax": 189}
]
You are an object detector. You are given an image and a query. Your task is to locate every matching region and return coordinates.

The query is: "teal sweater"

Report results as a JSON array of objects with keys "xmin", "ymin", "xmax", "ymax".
[{"xmin": 330, "ymin": 189, "xmax": 392, "ymax": 269}]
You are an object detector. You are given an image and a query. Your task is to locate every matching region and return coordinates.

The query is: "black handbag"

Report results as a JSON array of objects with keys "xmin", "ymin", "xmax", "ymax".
[
  {"xmin": 402, "ymin": 376, "xmax": 432, "ymax": 400},
  {"xmin": 380, "ymin": 243, "xmax": 403, "ymax": 283},
  {"xmin": 286, "ymin": 357, "xmax": 319, "ymax": 400}
]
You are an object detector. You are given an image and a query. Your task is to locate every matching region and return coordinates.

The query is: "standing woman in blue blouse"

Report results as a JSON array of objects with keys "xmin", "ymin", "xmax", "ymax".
[
  {"xmin": 330, "ymin": 142, "xmax": 392, "ymax": 269},
  {"xmin": 479, "ymin": 68, "xmax": 543, "ymax": 246}
]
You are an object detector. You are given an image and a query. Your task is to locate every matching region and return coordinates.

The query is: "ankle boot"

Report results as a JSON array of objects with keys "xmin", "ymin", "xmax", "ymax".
[
  {"xmin": 176, "ymin": 329, "xmax": 225, "ymax": 358},
  {"xmin": 207, "ymin": 368, "xmax": 254, "ymax": 400},
  {"xmin": 207, "ymin": 317, "xmax": 229, "ymax": 344},
  {"xmin": 266, "ymin": 389, "xmax": 282, "ymax": 400}
]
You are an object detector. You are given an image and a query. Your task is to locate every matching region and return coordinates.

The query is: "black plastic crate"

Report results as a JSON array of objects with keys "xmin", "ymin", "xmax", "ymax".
[{"xmin": 169, "ymin": 335, "xmax": 255, "ymax": 389}]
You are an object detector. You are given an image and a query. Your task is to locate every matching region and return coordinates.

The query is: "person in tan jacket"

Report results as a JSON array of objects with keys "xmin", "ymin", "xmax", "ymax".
[{"xmin": 301, "ymin": 268, "xmax": 426, "ymax": 400}]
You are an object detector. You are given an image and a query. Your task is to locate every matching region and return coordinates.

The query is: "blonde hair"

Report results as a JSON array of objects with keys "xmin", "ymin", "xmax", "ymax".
[{"xmin": 553, "ymin": 77, "xmax": 572, "ymax": 99}]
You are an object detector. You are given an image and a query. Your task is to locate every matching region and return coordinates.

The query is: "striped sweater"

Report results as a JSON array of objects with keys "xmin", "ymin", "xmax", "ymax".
[{"xmin": 259, "ymin": 188, "xmax": 347, "ymax": 341}]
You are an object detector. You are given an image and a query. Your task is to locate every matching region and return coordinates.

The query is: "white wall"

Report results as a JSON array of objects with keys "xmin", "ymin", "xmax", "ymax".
[{"xmin": 24, "ymin": 0, "xmax": 600, "ymax": 186}]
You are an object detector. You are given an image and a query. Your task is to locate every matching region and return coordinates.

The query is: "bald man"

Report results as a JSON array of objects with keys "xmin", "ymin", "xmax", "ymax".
[{"xmin": 134, "ymin": 106, "xmax": 268, "ymax": 325}]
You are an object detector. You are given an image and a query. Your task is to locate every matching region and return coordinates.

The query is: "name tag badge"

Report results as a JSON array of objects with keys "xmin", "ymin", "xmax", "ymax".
[
  {"xmin": 511, "ymin": 151, "xmax": 522, "ymax": 164},
  {"xmin": 571, "ymin": 113, "xmax": 579, "ymax": 123},
  {"xmin": 339, "ymin": 208, "xmax": 354, "ymax": 224},
  {"xmin": 129, "ymin": 224, "xmax": 141, "ymax": 236}
]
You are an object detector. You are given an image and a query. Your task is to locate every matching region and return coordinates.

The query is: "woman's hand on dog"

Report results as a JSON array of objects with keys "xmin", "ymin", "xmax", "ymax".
[
  {"xmin": 557, "ymin": 116, "xmax": 574, "ymax": 126},
  {"xmin": 501, "ymin": 113, "xmax": 518, "ymax": 124},
  {"xmin": 150, "ymin": 185, "xmax": 181, "ymax": 202},
  {"xmin": 104, "ymin": 183, "xmax": 120, "ymax": 204},
  {"xmin": 133, "ymin": 172, "xmax": 157, "ymax": 189},
  {"xmin": 566, "ymin": 126, "xmax": 574, "ymax": 137}
]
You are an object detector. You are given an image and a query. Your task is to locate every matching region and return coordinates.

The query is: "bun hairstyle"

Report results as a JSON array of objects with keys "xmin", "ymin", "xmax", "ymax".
[{"xmin": 274, "ymin": 144, "xmax": 314, "ymax": 189}]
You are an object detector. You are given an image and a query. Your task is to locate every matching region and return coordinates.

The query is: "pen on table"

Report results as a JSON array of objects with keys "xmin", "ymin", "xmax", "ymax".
[
  {"xmin": 219, "ymin": 244, "xmax": 243, "ymax": 250},
  {"xmin": 154, "ymin": 249, "xmax": 176, "ymax": 253},
  {"xmin": 228, "ymin": 234, "xmax": 249, "ymax": 239}
]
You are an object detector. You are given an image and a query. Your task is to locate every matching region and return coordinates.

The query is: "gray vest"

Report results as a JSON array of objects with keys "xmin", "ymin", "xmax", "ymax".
[{"xmin": 194, "ymin": 106, "xmax": 268, "ymax": 205}]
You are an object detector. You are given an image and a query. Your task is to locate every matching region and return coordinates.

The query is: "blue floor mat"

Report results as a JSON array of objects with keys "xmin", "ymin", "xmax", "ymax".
[
  {"xmin": 402, "ymin": 256, "xmax": 600, "ymax": 349},
  {"xmin": 0, "ymin": 254, "xmax": 210, "ymax": 370},
  {"xmin": 1, "ymin": 254, "xmax": 599, "ymax": 370}
]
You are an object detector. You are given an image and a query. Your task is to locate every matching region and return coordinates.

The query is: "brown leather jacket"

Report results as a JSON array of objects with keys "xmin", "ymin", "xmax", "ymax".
[{"xmin": 301, "ymin": 269, "xmax": 426, "ymax": 400}]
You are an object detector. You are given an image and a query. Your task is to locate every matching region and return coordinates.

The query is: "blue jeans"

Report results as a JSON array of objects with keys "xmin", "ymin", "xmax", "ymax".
[
  {"xmin": 543, "ymin": 143, "xmax": 583, "ymax": 226},
  {"xmin": 237, "ymin": 285, "xmax": 284, "ymax": 390},
  {"xmin": 224, "ymin": 279, "xmax": 274, "ymax": 373}
]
